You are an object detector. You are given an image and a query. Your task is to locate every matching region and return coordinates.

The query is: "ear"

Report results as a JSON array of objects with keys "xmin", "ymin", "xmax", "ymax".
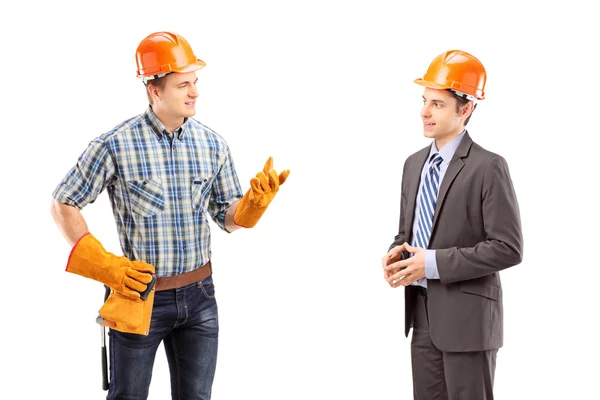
[
  {"xmin": 147, "ymin": 83, "xmax": 161, "ymax": 103},
  {"xmin": 461, "ymin": 101, "xmax": 475, "ymax": 119}
]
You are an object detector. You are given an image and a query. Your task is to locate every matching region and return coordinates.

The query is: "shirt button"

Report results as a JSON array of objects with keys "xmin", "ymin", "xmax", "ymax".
[{"xmin": 177, "ymin": 195, "xmax": 182, "ymax": 199}]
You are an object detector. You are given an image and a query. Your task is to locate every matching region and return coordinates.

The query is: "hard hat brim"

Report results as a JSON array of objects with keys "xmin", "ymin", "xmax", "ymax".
[
  {"xmin": 413, "ymin": 78, "xmax": 449, "ymax": 90},
  {"xmin": 171, "ymin": 59, "xmax": 207, "ymax": 73},
  {"xmin": 413, "ymin": 77, "xmax": 485, "ymax": 100},
  {"xmin": 137, "ymin": 59, "xmax": 206, "ymax": 78}
]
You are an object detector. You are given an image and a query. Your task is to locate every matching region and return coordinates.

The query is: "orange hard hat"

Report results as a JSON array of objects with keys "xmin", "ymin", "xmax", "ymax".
[
  {"xmin": 135, "ymin": 32, "xmax": 206, "ymax": 81},
  {"xmin": 414, "ymin": 50, "xmax": 486, "ymax": 100}
]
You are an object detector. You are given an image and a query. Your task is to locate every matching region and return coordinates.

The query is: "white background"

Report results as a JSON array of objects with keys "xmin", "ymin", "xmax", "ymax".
[{"xmin": 1, "ymin": 0, "xmax": 598, "ymax": 398}]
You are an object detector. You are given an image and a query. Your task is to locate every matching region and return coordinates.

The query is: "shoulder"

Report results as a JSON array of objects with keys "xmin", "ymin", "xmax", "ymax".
[
  {"xmin": 467, "ymin": 141, "xmax": 515, "ymax": 187},
  {"xmin": 468, "ymin": 141, "xmax": 508, "ymax": 168},
  {"xmin": 95, "ymin": 114, "xmax": 146, "ymax": 143},
  {"xmin": 403, "ymin": 145, "xmax": 430, "ymax": 168},
  {"xmin": 186, "ymin": 118, "xmax": 232, "ymax": 151}
]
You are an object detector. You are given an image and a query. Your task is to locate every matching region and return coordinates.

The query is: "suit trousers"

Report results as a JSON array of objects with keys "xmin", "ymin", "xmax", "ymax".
[{"xmin": 411, "ymin": 292, "xmax": 498, "ymax": 400}]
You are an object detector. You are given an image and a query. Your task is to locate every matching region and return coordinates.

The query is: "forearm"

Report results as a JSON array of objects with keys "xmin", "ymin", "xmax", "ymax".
[
  {"xmin": 50, "ymin": 200, "xmax": 89, "ymax": 246},
  {"xmin": 224, "ymin": 200, "xmax": 242, "ymax": 232}
]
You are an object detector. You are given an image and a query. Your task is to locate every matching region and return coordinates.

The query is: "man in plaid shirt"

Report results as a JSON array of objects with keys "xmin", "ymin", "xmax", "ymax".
[{"xmin": 50, "ymin": 31, "xmax": 289, "ymax": 400}]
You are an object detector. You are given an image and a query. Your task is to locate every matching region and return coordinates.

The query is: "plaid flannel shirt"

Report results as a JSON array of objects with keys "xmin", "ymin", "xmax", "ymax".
[{"xmin": 53, "ymin": 106, "xmax": 243, "ymax": 276}]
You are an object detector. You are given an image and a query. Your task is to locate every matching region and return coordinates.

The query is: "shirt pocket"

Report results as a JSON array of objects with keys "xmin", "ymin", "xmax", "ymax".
[
  {"xmin": 126, "ymin": 179, "xmax": 165, "ymax": 217},
  {"xmin": 191, "ymin": 176, "xmax": 213, "ymax": 211}
]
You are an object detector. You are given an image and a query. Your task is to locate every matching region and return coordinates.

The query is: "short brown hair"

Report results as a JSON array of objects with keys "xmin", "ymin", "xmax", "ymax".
[
  {"xmin": 448, "ymin": 89, "xmax": 477, "ymax": 126},
  {"xmin": 145, "ymin": 75, "xmax": 168, "ymax": 105}
]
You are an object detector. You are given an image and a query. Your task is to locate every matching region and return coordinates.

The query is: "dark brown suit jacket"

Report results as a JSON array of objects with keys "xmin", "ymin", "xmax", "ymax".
[{"xmin": 389, "ymin": 132, "xmax": 523, "ymax": 352}]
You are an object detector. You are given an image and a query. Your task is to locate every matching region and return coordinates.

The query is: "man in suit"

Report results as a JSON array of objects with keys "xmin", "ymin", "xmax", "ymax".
[{"xmin": 382, "ymin": 50, "xmax": 523, "ymax": 399}]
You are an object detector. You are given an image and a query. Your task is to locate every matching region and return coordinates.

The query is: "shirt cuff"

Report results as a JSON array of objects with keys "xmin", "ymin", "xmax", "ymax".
[{"xmin": 425, "ymin": 250, "xmax": 440, "ymax": 279}]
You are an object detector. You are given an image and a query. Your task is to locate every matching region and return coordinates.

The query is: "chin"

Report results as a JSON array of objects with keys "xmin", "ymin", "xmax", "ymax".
[{"xmin": 183, "ymin": 109, "xmax": 197, "ymax": 118}]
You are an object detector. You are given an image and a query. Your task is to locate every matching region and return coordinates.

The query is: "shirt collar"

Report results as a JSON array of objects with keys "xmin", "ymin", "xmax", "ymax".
[
  {"xmin": 144, "ymin": 106, "xmax": 188, "ymax": 141},
  {"xmin": 429, "ymin": 130, "xmax": 466, "ymax": 165}
]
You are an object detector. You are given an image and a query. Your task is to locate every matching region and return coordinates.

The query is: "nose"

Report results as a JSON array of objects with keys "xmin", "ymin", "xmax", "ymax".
[
  {"xmin": 421, "ymin": 103, "xmax": 431, "ymax": 119},
  {"xmin": 189, "ymin": 84, "xmax": 199, "ymax": 99}
]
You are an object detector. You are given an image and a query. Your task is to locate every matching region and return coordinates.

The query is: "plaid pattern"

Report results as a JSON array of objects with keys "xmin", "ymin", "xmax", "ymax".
[{"xmin": 53, "ymin": 107, "xmax": 243, "ymax": 277}]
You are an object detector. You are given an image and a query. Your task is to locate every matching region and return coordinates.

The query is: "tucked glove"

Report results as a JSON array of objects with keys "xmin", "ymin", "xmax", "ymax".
[
  {"xmin": 234, "ymin": 156, "xmax": 290, "ymax": 228},
  {"xmin": 66, "ymin": 233, "xmax": 155, "ymax": 300}
]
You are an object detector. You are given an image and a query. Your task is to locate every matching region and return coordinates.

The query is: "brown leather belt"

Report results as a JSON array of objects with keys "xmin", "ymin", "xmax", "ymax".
[{"xmin": 155, "ymin": 261, "xmax": 212, "ymax": 291}]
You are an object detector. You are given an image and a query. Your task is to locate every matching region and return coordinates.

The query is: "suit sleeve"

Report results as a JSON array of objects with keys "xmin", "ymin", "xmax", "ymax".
[
  {"xmin": 436, "ymin": 155, "xmax": 523, "ymax": 284},
  {"xmin": 388, "ymin": 159, "xmax": 409, "ymax": 253}
]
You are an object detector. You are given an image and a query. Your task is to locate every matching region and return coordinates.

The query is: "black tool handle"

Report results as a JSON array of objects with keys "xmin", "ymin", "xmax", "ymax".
[
  {"xmin": 101, "ymin": 343, "xmax": 109, "ymax": 390},
  {"xmin": 140, "ymin": 275, "xmax": 157, "ymax": 300},
  {"xmin": 101, "ymin": 285, "xmax": 111, "ymax": 391}
]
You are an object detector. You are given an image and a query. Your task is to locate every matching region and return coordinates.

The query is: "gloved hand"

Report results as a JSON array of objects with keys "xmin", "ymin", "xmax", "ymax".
[
  {"xmin": 97, "ymin": 288, "xmax": 155, "ymax": 336},
  {"xmin": 66, "ymin": 233, "xmax": 155, "ymax": 300},
  {"xmin": 234, "ymin": 156, "xmax": 290, "ymax": 228}
]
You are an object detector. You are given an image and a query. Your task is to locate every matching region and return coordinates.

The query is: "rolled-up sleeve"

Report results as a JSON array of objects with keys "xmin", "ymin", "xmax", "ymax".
[
  {"xmin": 52, "ymin": 139, "xmax": 116, "ymax": 209},
  {"xmin": 206, "ymin": 148, "xmax": 243, "ymax": 230}
]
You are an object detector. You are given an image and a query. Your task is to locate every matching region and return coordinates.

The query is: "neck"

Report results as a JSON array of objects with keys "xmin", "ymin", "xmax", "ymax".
[
  {"xmin": 435, "ymin": 128, "xmax": 464, "ymax": 150},
  {"xmin": 153, "ymin": 107, "xmax": 184, "ymax": 134}
]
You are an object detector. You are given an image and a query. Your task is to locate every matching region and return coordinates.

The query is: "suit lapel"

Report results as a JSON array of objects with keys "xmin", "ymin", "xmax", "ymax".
[
  {"xmin": 431, "ymin": 133, "xmax": 473, "ymax": 230},
  {"xmin": 405, "ymin": 146, "xmax": 431, "ymax": 243}
]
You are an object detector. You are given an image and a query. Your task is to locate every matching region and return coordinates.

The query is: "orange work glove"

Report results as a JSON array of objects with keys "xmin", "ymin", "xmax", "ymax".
[
  {"xmin": 234, "ymin": 156, "xmax": 290, "ymax": 228},
  {"xmin": 97, "ymin": 289, "xmax": 155, "ymax": 336},
  {"xmin": 66, "ymin": 233, "xmax": 155, "ymax": 300}
]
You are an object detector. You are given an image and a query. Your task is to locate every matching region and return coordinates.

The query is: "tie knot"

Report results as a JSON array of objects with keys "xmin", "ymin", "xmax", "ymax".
[{"xmin": 429, "ymin": 153, "xmax": 443, "ymax": 166}]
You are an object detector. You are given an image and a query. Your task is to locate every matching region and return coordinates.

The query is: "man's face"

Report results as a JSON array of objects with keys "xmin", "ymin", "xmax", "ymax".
[
  {"xmin": 420, "ymin": 88, "xmax": 468, "ymax": 142},
  {"xmin": 155, "ymin": 71, "xmax": 199, "ymax": 119}
]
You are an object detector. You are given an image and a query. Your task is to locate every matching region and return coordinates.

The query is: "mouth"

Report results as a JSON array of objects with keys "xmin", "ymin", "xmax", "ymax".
[
  {"xmin": 424, "ymin": 122, "xmax": 435, "ymax": 129},
  {"xmin": 185, "ymin": 101, "xmax": 195, "ymax": 107}
]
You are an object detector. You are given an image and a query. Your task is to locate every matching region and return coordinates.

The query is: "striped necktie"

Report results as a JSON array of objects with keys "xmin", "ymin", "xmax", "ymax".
[{"xmin": 414, "ymin": 153, "xmax": 444, "ymax": 250}]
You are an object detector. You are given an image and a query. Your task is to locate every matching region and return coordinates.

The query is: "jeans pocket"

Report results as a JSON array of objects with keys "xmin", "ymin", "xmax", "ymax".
[{"xmin": 197, "ymin": 276, "xmax": 216, "ymax": 299}]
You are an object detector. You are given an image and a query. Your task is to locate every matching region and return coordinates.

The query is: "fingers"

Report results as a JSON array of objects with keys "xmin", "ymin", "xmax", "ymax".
[
  {"xmin": 259, "ymin": 157, "xmax": 289, "ymax": 187},
  {"xmin": 383, "ymin": 267, "xmax": 394, "ymax": 281},
  {"xmin": 120, "ymin": 286, "xmax": 142, "ymax": 300},
  {"xmin": 278, "ymin": 169, "xmax": 290, "ymax": 185},
  {"xmin": 384, "ymin": 257, "xmax": 412, "ymax": 287},
  {"xmin": 385, "ymin": 259, "xmax": 408, "ymax": 274},
  {"xmin": 382, "ymin": 253, "xmax": 393, "ymax": 269},
  {"xmin": 127, "ymin": 269, "xmax": 154, "ymax": 284},
  {"xmin": 131, "ymin": 261, "xmax": 155, "ymax": 274},
  {"xmin": 268, "ymin": 169, "xmax": 279, "ymax": 190},
  {"xmin": 263, "ymin": 156, "xmax": 273, "ymax": 176},
  {"xmin": 255, "ymin": 169, "xmax": 284, "ymax": 191},
  {"xmin": 255, "ymin": 171, "xmax": 271, "ymax": 192},
  {"xmin": 403, "ymin": 242, "xmax": 420, "ymax": 255},
  {"xmin": 123, "ymin": 277, "xmax": 147, "ymax": 296},
  {"xmin": 382, "ymin": 245, "xmax": 405, "ymax": 268},
  {"xmin": 387, "ymin": 268, "xmax": 411, "ymax": 288},
  {"xmin": 250, "ymin": 177, "xmax": 263, "ymax": 194}
]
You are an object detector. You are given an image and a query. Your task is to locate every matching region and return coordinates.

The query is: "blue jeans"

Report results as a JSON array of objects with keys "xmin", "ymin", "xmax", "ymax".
[{"xmin": 107, "ymin": 275, "xmax": 219, "ymax": 400}]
